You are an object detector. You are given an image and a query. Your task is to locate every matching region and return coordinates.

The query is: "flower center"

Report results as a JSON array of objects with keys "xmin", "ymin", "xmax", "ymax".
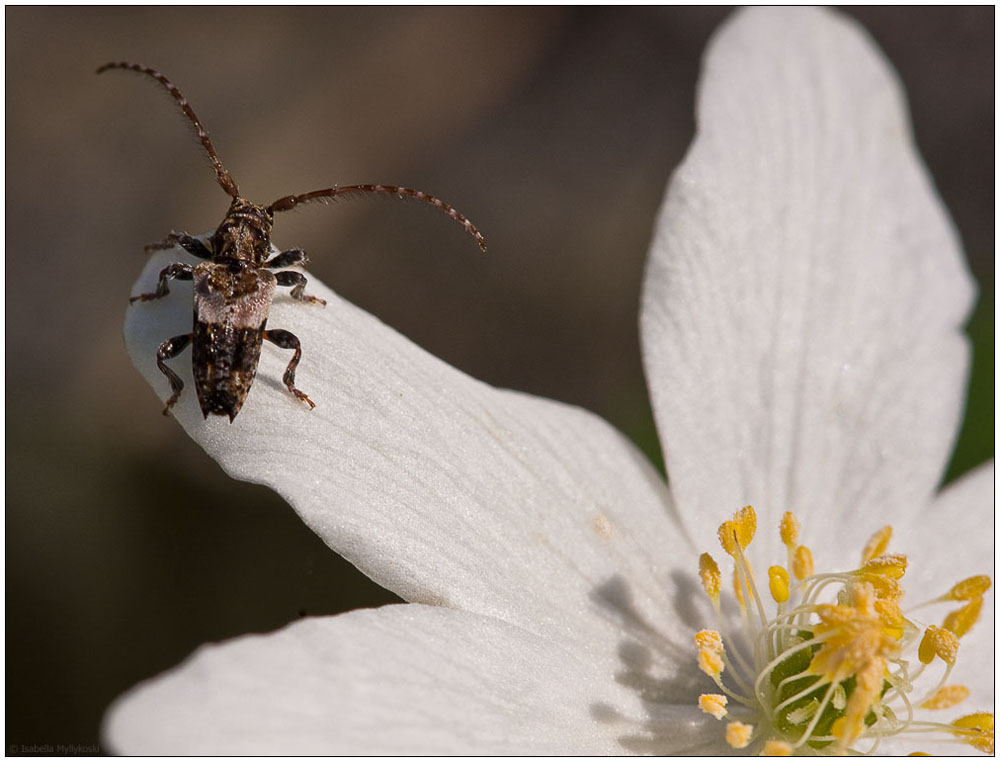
[{"xmin": 694, "ymin": 506, "xmax": 993, "ymax": 755}]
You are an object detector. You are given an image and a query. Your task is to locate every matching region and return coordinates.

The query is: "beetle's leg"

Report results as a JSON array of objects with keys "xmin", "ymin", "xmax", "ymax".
[
  {"xmin": 267, "ymin": 249, "xmax": 325, "ymax": 304},
  {"xmin": 263, "ymin": 329, "xmax": 315, "ymax": 409},
  {"xmin": 145, "ymin": 232, "xmax": 212, "ymax": 259},
  {"xmin": 275, "ymin": 270, "xmax": 326, "ymax": 306},
  {"xmin": 264, "ymin": 248, "xmax": 308, "ymax": 269},
  {"xmin": 156, "ymin": 333, "xmax": 193, "ymax": 415},
  {"xmin": 129, "ymin": 263, "xmax": 194, "ymax": 303}
]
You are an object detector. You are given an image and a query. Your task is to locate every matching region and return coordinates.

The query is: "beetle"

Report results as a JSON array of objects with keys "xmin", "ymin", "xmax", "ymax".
[{"xmin": 100, "ymin": 61, "xmax": 486, "ymax": 422}]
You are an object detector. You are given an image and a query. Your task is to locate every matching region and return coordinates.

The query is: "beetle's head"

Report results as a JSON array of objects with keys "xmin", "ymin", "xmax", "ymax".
[{"xmin": 213, "ymin": 196, "xmax": 275, "ymax": 265}]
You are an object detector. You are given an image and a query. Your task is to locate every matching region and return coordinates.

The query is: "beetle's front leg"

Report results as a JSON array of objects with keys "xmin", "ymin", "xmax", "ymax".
[
  {"xmin": 156, "ymin": 333, "xmax": 193, "ymax": 415},
  {"xmin": 274, "ymin": 270, "xmax": 326, "ymax": 306},
  {"xmin": 129, "ymin": 263, "xmax": 194, "ymax": 303},
  {"xmin": 263, "ymin": 329, "xmax": 315, "ymax": 409},
  {"xmin": 145, "ymin": 231, "xmax": 213, "ymax": 259}
]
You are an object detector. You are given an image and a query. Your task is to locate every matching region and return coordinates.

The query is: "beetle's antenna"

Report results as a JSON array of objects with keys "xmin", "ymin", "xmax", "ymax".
[
  {"xmin": 97, "ymin": 61, "xmax": 240, "ymax": 199},
  {"xmin": 269, "ymin": 185, "xmax": 487, "ymax": 252}
]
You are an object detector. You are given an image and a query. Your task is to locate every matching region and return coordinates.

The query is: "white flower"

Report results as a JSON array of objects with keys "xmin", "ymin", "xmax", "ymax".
[{"xmin": 108, "ymin": 7, "xmax": 993, "ymax": 756}]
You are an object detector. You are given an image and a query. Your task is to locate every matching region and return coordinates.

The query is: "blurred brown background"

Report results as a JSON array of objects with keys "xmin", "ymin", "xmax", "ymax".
[{"xmin": 6, "ymin": 7, "xmax": 993, "ymax": 752}]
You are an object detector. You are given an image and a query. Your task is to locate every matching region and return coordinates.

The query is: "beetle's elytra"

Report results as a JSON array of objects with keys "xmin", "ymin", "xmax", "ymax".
[{"xmin": 101, "ymin": 61, "xmax": 486, "ymax": 422}]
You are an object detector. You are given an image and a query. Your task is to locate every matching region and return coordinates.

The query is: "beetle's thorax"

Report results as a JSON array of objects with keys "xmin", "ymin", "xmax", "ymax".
[{"xmin": 210, "ymin": 196, "xmax": 275, "ymax": 266}]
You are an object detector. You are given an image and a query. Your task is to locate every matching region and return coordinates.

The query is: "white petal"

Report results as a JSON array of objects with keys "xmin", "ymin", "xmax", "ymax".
[
  {"xmin": 900, "ymin": 461, "xmax": 994, "ymax": 591},
  {"xmin": 641, "ymin": 7, "xmax": 976, "ymax": 556},
  {"xmin": 125, "ymin": 250, "xmax": 697, "ymax": 668},
  {"xmin": 105, "ymin": 604, "xmax": 723, "ymax": 755}
]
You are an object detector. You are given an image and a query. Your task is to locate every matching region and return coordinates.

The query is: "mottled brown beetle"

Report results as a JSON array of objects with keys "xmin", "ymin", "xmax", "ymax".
[{"xmin": 100, "ymin": 61, "xmax": 486, "ymax": 422}]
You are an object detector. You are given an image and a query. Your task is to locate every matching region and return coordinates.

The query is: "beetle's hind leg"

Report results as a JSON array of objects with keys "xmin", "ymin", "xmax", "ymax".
[
  {"xmin": 274, "ymin": 270, "xmax": 327, "ymax": 306},
  {"xmin": 157, "ymin": 333, "xmax": 193, "ymax": 415},
  {"xmin": 130, "ymin": 263, "xmax": 194, "ymax": 303},
  {"xmin": 264, "ymin": 329, "xmax": 315, "ymax": 409}
]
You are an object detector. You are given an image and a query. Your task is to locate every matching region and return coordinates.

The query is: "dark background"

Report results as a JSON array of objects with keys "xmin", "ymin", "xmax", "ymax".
[{"xmin": 6, "ymin": 7, "xmax": 993, "ymax": 752}]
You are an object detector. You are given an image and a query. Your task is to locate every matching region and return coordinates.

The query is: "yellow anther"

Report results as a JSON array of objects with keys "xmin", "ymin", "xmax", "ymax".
[
  {"xmin": 779, "ymin": 511, "xmax": 799, "ymax": 547},
  {"xmin": 917, "ymin": 629, "xmax": 935, "ymax": 665},
  {"xmin": 918, "ymin": 626, "xmax": 959, "ymax": 665},
  {"xmin": 860, "ymin": 525, "xmax": 892, "ymax": 564},
  {"xmin": 699, "ymin": 553, "xmax": 722, "ymax": 604},
  {"xmin": 921, "ymin": 684, "xmax": 970, "ymax": 710},
  {"xmin": 861, "ymin": 553, "xmax": 907, "ymax": 580},
  {"xmin": 942, "ymin": 596, "xmax": 983, "ymax": 638},
  {"xmin": 696, "ymin": 630, "xmax": 726, "ymax": 677},
  {"xmin": 952, "ymin": 712, "xmax": 994, "ymax": 732},
  {"xmin": 695, "ymin": 629, "xmax": 723, "ymax": 653},
  {"xmin": 969, "ymin": 733, "xmax": 994, "ymax": 755},
  {"xmin": 863, "ymin": 572, "xmax": 902, "ymax": 601},
  {"xmin": 725, "ymin": 721, "xmax": 753, "ymax": 749},
  {"xmin": 948, "ymin": 575, "xmax": 991, "ymax": 601},
  {"xmin": 791, "ymin": 544, "xmax": 813, "ymax": 580},
  {"xmin": 734, "ymin": 505, "xmax": 756, "ymax": 548},
  {"xmin": 762, "ymin": 740, "xmax": 792, "ymax": 756},
  {"xmin": 719, "ymin": 506, "xmax": 756, "ymax": 556},
  {"xmin": 698, "ymin": 693, "xmax": 728, "ymax": 719},
  {"xmin": 874, "ymin": 597, "xmax": 905, "ymax": 640},
  {"xmin": 768, "ymin": 565, "xmax": 790, "ymax": 603},
  {"xmin": 874, "ymin": 598, "xmax": 903, "ymax": 628},
  {"xmin": 907, "ymin": 752, "xmax": 931, "ymax": 756},
  {"xmin": 952, "ymin": 713, "xmax": 995, "ymax": 754},
  {"xmin": 718, "ymin": 520, "xmax": 740, "ymax": 557},
  {"xmin": 698, "ymin": 648, "xmax": 724, "ymax": 678}
]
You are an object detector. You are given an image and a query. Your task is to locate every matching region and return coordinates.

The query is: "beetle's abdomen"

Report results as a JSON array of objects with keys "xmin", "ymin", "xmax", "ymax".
[
  {"xmin": 192, "ymin": 321, "xmax": 266, "ymax": 420},
  {"xmin": 192, "ymin": 263, "xmax": 276, "ymax": 421}
]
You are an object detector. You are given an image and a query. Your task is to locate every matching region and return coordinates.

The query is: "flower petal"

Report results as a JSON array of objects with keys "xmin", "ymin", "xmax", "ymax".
[
  {"xmin": 125, "ymin": 249, "xmax": 695, "ymax": 667},
  {"xmin": 641, "ymin": 7, "xmax": 976, "ymax": 555},
  {"xmin": 105, "ymin": 604, "xmax": 724, "ymax": 755},
  {"xmin": 900, "ymin": 461, "xmax": 993, "ymax": 589}
]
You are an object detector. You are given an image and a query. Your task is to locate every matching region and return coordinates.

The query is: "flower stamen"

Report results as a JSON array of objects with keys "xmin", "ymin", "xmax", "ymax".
[
  {"xmin": 691, "ymin": 510, "xmax": 992, "ymax": 755},
  {"xmin": 942, "ymin": 596, "xmax": 984, "ymax": 638},
  {"xmin": 699, "ymin": 693, "xmax": 729, "ymax": 719},
  {"xmin": 726, "ymin": 721, "xmax": 754, "ymax": 749},
  {"xmin": 791, "ymin": 545, "xmax": 814, "ymax": 581},
  {"xmin": 860, "ymin": 526, "xmax": 892, "ymax": 565},
  {"xmin": 921, "ymin": 685, "xmax": 970, "ymax": 710}
]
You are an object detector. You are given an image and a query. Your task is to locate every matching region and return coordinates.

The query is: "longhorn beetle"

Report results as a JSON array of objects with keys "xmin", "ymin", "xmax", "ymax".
[{"xmin": 100, "ymin": 61, "xmax": 486, "ymax": 422}]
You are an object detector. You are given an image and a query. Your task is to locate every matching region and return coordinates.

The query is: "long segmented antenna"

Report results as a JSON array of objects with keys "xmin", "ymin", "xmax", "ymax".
[
  {"xmin": 269, "ymin": 185, "xmax": 487, "ymax": 252},
  {"xmin": 97, "ymin": 61, "xmax": 240, "ymax": 199}
]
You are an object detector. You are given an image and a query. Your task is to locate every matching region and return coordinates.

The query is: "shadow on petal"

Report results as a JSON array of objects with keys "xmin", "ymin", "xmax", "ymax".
[{"xmin": 588, "ymin": 574, "xmax": 728, "ymax": 754}]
